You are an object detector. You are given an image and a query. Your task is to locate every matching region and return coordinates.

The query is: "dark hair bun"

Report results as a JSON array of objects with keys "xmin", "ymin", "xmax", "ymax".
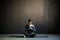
[{"xmin": 28, "ymin": 19, "xmax": 31, "ymax": 22}]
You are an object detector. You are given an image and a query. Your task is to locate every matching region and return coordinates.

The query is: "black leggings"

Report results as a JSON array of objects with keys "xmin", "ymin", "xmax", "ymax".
[{"xmin": 24, "ymin": 32, "xmax": 36, "ymax": 37}]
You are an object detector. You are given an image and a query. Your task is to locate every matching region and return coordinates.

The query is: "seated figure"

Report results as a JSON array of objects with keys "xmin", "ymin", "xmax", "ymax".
[{"xmin": 24, "ymin": 19, "xmax": 36, "ymax": 37}]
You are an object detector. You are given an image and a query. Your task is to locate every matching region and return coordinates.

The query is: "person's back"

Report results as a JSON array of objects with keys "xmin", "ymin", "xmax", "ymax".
[{"xmin": 24, "ymin": 19, "xmax": 36, "ymax": 37}]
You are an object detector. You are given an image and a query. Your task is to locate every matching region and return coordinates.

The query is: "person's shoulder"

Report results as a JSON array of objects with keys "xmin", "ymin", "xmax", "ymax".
[{"xmin": 25, "ymin": 24, "xmax": 29, "ymax": 27}]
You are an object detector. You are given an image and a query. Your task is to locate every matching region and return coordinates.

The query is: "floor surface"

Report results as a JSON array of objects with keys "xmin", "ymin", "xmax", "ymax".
[{"xmin": 0, "ymin": 34, "xmax": 60, "ymax": 40}]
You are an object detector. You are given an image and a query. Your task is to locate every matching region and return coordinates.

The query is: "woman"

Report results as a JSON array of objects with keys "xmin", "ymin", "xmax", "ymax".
[{"xmin": 24, "ymin": 19, "xmax": 36, "ymax": 37}]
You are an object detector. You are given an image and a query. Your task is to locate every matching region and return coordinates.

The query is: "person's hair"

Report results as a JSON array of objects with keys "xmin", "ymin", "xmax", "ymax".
[{"xmin": 28, "ymin": 19, "xmax": 32, "ymax": 22}]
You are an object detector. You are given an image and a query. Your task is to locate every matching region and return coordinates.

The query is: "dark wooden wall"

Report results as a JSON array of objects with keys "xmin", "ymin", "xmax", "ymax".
[{"xmin": 0, "ymin": 0, "xmax": 59, "ymax": 34}]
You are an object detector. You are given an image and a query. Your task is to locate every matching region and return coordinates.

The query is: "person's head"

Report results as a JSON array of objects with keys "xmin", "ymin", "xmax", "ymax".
[{"xmin": 28, "ymin": 19, "xmax": 32, "ymax": 24}]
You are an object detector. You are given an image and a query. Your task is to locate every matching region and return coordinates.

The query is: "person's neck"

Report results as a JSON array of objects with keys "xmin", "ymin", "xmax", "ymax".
[{"xmin": 28, "ymin": 23, "xmax": 33, "ymax": 25}]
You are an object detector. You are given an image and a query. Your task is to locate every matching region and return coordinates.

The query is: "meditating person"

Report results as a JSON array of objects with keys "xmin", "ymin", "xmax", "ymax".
[{"xmin": 24, "ymin": 19, "xmax": 36, "ymax": 37}]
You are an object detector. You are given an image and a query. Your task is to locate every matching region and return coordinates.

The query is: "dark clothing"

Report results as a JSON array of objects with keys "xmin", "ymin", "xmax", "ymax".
[{"xmin": 24, "ymin": 24, "xmax": 36, "ymax": 37}]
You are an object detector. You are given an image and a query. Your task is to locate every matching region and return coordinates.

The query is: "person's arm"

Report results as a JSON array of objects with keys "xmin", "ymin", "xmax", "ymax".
[
  {"xmin": 25, "ymin": 25, "xmax": 29, "ymax": 31},
  {"xmin": 33, "ymin": 25, "xmax": 36, "ymax": 31},
  {"xmin": 30, "ymin": 25, "xmax": 36, "ymax": 32}
]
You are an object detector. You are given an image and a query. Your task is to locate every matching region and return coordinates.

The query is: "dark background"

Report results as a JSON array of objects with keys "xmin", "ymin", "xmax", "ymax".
[{"xmin": 0, "ymin": 0, "xmax": 59, "ymax": 34}]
